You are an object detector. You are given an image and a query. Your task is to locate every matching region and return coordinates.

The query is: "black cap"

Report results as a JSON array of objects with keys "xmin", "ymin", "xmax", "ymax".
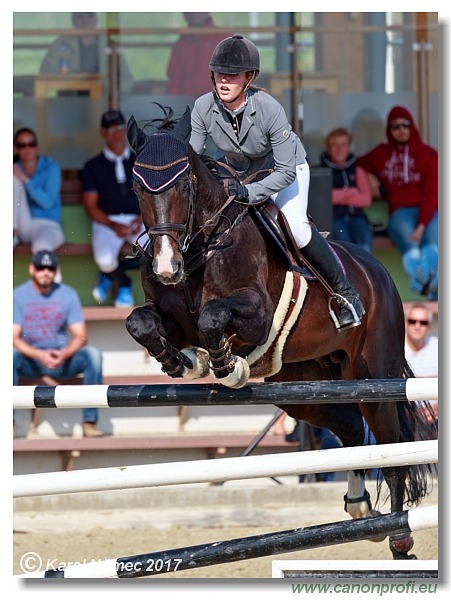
[
  {"xmin": 31, "ymin": 250, "xmax": 58, "ymax": 269},
  {"xmin": 101, "ymin": 110, "xmax": 126, "ymax": 130}
]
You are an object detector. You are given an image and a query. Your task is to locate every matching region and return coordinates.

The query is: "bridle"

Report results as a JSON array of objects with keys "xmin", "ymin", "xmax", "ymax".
[
  {"xmin": 132, "ymin": 155, "xmax": 271, "ymax": 268},
  {"xmin": 132, "ymin": 159, "xmax": 197, "ymax": 260}
]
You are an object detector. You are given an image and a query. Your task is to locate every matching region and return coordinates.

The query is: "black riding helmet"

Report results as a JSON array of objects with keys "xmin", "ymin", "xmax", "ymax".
[{"xmin": 209, "ymin": 34, "xmax": 260, "ymax": 75}]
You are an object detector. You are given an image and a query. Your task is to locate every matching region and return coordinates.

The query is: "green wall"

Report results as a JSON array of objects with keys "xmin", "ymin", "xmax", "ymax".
[{"xmin": 13, "ymin": 202, "xmax": 425, "ymax": 306}]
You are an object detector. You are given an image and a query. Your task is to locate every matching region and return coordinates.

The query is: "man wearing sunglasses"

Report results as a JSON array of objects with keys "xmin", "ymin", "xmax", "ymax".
[
  {"xmin": 13, "ymin": 251, "xmax": 103, "ymax": 438},
  {"xmin": 404, "ymin": 303, "xmax": 438, "ymax": 424},
  {"xmin": 357, "ymin": 106, "xmax": 438, "ymax": 301}
]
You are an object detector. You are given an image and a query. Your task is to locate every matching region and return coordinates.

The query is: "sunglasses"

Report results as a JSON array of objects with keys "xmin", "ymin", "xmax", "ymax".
[
  {"xmin": 390, "ymin": 121, "xmax": 411, "ymax": 131},
  {"xmin": 35, "ymin": 266, "xmax": 56, "ymax": 272},
  {"xmin": 407, "ymin": 319, "xmax": 429, "ymax": 326},
  {"xmin": 16, "ymin": 140, "xmax": 37, "ymax": 149}
]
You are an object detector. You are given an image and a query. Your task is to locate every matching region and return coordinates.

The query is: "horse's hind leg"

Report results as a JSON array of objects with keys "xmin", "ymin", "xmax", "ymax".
[
  {"xmin": 352, "ymin": 388, "xmax": 433, "ymax": 559},
  {"xmin": 282, "ymin": 398, "xmax": 376, "ymax": 521},
  {"xmin": 270, "ymin": 362, "xmax": 376, "ymax": 524}
]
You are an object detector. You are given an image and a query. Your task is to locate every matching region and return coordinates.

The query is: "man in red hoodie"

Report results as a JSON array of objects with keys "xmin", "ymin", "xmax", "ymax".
[
  {"xmin": 166, "ymin": 13, "xmax": 225, "ymax": 96},
  {"xmin": 357, "ymin": 106, "xmax": 438, "ymax": 300}
]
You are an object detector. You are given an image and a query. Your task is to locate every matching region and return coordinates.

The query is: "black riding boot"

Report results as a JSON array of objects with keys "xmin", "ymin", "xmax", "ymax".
[{"xmin": 300, "ymin": 229, "xmax": 365, "ymax": 330}]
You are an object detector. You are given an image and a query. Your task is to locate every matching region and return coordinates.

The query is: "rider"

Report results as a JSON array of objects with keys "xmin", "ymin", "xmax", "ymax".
[{"xmin": 190, "ymin": 35, "xmax": 365, "ymax": 330}]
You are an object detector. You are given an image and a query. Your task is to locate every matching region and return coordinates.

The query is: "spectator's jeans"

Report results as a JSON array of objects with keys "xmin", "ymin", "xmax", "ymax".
[
  {"xmin": 333, "ymin": 214, "xmax": 373, "ymax": 254},
  {"xmin": 388, "ymin": 207, "xmax": 438, "ymax": 255},
  {"xmin": 13, "ymin": 347, "xmax": 102, "ymax": 423},
  {"xmin": 388, "ymin": 208, "xmax": 438, "ymax": 299}
]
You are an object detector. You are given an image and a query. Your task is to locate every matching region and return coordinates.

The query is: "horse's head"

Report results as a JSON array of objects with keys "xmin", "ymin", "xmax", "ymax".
[{"xmin": 128, "ymin": 108, "xmax": 195, "ymax": 285}]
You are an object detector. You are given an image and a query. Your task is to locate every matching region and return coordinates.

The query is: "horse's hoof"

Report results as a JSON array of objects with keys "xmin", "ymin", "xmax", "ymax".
[
  {"xmin": 181, "ymin": 348, "xmax": 210, "ymax": 380},
  {"xmin": 218, "ymin": 356, "xmax": 250, "ymax": 389},
  {"xmin": 389, "ymin": 534, "xmax": 414, "ymax": 557},
  {"xmin": 392, "ymin": 552, "xmax": 418, "ymax": 560},
  {"xmin": 367, "ymin": 510, "xmax": 387, "ymax": 543}
]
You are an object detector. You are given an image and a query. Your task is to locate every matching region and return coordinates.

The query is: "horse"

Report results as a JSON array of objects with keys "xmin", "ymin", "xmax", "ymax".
[{"xmin": 125, "ymin": 107, "xmax": 435, "ymax": 560}]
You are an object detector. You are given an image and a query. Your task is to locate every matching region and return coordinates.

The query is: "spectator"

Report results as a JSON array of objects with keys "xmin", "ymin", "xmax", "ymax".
[
  {"xmin": 284, "ymin": 421, "xmax": 377, "ymax": 482},
  {"xmin": 357, "ymin": 106, "xmax": 438, "ymax": 300},
  {"xmin": 405, "ymin": 303, "xmax": 438, "ymax": 424},
  {"xmin": 166, "ymin": 13, "xmax": 225, "ymax": 96},
  {"xmin": 320, "ymin": 127, "xmax": 373, "ymax": 253},
  {"xmin": 13, "ymin": 127, "xmax": 64, "ymax": 253},
  {"xmin": 40, "ymin": 12, "xmax": 133, "ymax": 95},
  {"xmin": 82, "ymin": 109, "xmax": 145, "ymax": 308},
  {"xmin": 13, "ymin": 251, "xmax": 103, "ymax": 438}
]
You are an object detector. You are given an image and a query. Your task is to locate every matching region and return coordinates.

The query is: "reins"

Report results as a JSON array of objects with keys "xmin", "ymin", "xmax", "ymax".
[{"xmin": 131, "ymin": 155, "xmax": 266, "ymax": 318}]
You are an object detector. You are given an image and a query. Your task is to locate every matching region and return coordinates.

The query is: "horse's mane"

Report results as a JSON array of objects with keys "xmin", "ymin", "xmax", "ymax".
[
  {"xmin": 141, "ymin": 103, "xmax": 180, "ymax": 134},
  {"xmin": 137, "ymin": 103, "xmax": 225, "ymax": 188}
]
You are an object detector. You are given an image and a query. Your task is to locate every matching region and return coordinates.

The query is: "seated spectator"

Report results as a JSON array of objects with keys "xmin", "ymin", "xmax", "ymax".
[
  {"xmin": 320, "ymin": 127, "xmax": 373, "ymax": 253},
  {"xmin": 357, "ymin": 106, "xmax": 438, "ymax": 300},
  {"xmin": 405, "ymin": 303, "xmax": 438, "ymax": 425},
  {"xmin": 284, "ymin": 420, "xmax": 378, "ymax": 482},
  {"xmin": 40, "ymin": 12, "xmax": 133, "ymax": 95},
  {"xmin": 13, "ymin": 251, "xmax": 103, "ymax": 438},
  {"xmin": 13, "ymin": 127, "xmax": 64, "ymax": 253},
  {"xmin": 82, "ymin": 110, "xmax": 145, "ymax": 308},
  {"xmin": 166, "ymin": 13, "xmax": 225, "ymax": 95}
]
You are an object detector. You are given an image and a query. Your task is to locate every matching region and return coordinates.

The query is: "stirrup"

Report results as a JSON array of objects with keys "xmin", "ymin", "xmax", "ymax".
[{"xmin": 328, "ymin": 293, "xmax": 363, "ymax": 331}]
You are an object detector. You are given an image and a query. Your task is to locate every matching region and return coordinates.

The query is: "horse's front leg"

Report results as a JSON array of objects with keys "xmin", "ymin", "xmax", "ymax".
[
  {"xmin": 126, "ymin": 305, "xmax": 209, "ymax": 379},
  {"xmin": 198, "ymin": 290, "xmax": 271, "ymax": 388}
]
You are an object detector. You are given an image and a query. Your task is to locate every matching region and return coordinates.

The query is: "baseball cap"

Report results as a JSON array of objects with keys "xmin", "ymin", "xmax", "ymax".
[
  {"xmin": 31, "ymin": 250, "xmax": 58, "ymax": 269},
  {"xmin": 101, "ymin": 110, "xmax": 126, "ymax": 130}
]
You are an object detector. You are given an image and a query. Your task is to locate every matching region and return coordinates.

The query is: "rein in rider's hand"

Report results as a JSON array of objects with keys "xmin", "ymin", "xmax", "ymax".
[{"xmin": 224, "ymin": 178, "xmax": 249, "ymax": 202}]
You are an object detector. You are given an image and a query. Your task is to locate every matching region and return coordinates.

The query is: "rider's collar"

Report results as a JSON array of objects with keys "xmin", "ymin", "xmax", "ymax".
[{"xmin": 220, "ymin": 95, "xmax": 248, "ymax": 117}]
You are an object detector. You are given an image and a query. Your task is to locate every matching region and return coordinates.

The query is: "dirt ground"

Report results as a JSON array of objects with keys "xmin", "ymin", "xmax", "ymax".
[
  {"xmin": 14, "ymin": 525, "xmax": 438, "ymax": 580},
  {"xmin": 13, "ymin": 498, "xmax": 438, "ymax": 580}
]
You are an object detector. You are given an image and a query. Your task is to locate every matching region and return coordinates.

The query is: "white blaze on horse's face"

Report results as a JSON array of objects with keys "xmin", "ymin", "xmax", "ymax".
[
  {"xmin": 153, "ymin": 234, "xmax": 182, "ymax": 284},
  {"xmin": 149, "ymin": 188, "xmax": 186, "ymax": 285}
]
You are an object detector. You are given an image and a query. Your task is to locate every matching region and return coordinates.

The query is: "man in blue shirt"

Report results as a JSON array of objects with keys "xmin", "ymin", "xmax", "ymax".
[{"xmin": 13, "ymin": 250, "xmax": 103, "ymax": 437}]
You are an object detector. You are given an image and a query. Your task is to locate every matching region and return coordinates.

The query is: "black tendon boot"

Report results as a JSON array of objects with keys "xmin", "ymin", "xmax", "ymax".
[{"xmin": 300, "ymin": 229, "xmax": 365, "ymax": 330}]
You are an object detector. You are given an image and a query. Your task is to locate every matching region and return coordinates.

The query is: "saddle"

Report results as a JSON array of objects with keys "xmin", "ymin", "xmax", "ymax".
[{"xmin": 254, "ymin": 203, "xmax": 317, "ymax": 279}]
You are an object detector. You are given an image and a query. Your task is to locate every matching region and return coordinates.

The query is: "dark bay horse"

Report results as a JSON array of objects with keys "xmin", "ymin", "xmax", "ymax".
[{"xmin": 126, "ymin": 108, "xmax": 435, "ymax": 560}]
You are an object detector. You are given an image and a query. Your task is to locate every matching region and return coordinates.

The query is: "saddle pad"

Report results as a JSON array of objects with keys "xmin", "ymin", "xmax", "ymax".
[{"xmin": 246, "ymin": 271, "xmax": 307, "ymax": 378}]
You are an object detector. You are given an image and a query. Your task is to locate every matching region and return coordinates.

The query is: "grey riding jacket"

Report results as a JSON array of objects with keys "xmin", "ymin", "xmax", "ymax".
[{"xmin": 190, "ymin": 88, "xmax": 307, "ymax": 203}]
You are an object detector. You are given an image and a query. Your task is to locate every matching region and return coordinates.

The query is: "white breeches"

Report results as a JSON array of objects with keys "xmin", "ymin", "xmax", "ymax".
[
  {"xmin": 92, "ymin": 214, "xmax": 146, "ymax": 273},
  {"xmin": 13, "ymin": 175, "xmax": 64, "ymax": 253},
  {"xmin": 271, "ymin": 162, "xmax": 312, "ymax": 248}
]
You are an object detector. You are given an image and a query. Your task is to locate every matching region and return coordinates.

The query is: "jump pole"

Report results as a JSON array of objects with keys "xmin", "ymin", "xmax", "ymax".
[
  {"xmin": 13, "ymin": 377, "xmax": 438, "ymax": 409},
  {"xmin": 17, "ymin": 505, "xmax": 438, "ymax": 579},
  {"xmin": 13, "ymin": 439, "xmax": 437, "ymax": 498}
]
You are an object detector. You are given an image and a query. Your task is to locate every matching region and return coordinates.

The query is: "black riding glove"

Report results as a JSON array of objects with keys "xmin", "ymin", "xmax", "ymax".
[{"xmin": 224, "ymin": 179, "xmax": 250, "ymax": 202}]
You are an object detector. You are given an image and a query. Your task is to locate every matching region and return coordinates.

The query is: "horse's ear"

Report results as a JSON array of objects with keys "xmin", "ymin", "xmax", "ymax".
[
  {"xmin": 127, "ymin": 115, "xmax": 148, "ymax": 154},
  {"xmin": 172, "ymin": 106, "xmax": 192, "ymax": 145}
]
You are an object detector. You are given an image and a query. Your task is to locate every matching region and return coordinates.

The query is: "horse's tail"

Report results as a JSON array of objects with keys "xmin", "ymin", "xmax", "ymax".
[{"xmin": 395, "ymin": 358, "xmax": 437, "ymax": 506}]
